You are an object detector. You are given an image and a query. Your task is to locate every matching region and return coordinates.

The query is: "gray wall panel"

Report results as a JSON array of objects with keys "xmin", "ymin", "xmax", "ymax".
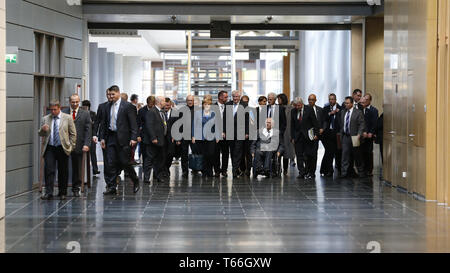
[
  {"xmin": 6, "ymin": 122, "xmax": 34, "ymax": 147},
  {"xmin": 6, "ymin": 98, "xmax": 33, "ymax": 122},
  {"xmin": 25, "ymin": 0, "xmax": 83, "ymax": 18},
  {"xmin": 65, "ymin": 58, "xmax": 82, "ymax": 78},
  {"xmin": 65, "ymin": 38, "xmax": 83, "ymax": 60},
  {"xmin": 6, "ymin": 23, "xmax": 34, "ymax": 52},
  {"xmin": 6, "ymin": 50, "xmax": 34, "ymax": 74},
  {"xmin": 6, "ymin": 0, "xmax": 82, "ymax": 40},
  {"xmin": 6, "ymin": 144, "xmax": 33, "ymax": 172},
  {"xmin": 6, "ymin": 168, "xmax": 34, "ymax": 197},
  {"xmin": 6, "ymin": 73, "xmax": 34, "ymax": 97}
]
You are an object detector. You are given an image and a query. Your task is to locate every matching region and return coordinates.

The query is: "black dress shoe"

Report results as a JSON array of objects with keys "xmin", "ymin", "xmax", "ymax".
[
  {"xmin": 297, "ymin": 174, "xmax": 305, "ymax": 179},
  {"xmin": 93, "ymin": 170, "xmax": 101, "ymax": 175},
  {"xmin": 41, "ymin": 194, "xmax": 53, "ymax": 200},
  {"xmin": 133, "ymin": 183, "xmax": 140, "ymax": 194},
  {"xmin": 283, "ymin": 170, "xmax": 288, "ymax": 176},
  {"xmin": 221, "ymin": 172, "xmax": 228, "ymax": 177},
  {"xmin": 60, "ymin": 195, "xmax": 67, "ymax": 200},
  {"xmin": 73, "ymin": 191, "xmax": 80, "ymax": 197},
  {"xmin": 103, "ymin": 188, "xmax": 117, "ymax": 195}
]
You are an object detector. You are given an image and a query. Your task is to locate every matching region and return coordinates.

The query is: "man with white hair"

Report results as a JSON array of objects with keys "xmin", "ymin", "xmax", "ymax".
[
  {"xmin": 143, "ymin": 96, "xmax": 168, "ymax": 182},
  {"xmin": 290, "ymin": 97, "xmax": 320, "ymax": 179}
]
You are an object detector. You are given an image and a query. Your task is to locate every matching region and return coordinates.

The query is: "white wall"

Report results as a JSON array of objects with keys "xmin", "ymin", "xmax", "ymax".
[
  {"xmin": 122, "ymin": 56, "xmax": 143, "ymax": 98},
  {"xmin": 114, "ymin": 54, "xmax": 123, "ymax": 89}
]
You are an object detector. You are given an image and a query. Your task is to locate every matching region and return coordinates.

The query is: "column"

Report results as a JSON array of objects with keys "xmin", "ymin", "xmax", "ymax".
[{"xmin": 0, "ymin": 0, "xmax": 6, "ymax": 253}]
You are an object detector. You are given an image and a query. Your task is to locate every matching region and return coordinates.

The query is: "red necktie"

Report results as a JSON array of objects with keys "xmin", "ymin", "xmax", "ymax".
[
  {"xmin": 72, "ymin": 110, "xmax": 76, "ymax": 120},
  {"xmin": 298, "ymin": 110, "xmax": 303, "ymax": 122}
]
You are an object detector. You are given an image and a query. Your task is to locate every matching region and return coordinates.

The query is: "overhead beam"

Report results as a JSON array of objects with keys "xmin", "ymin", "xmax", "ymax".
[
  {"xmin": 87, "ymin": 23, "xmax": 353, "ymax": 31},
  {"xmin": 83, "ymin": 2, "xmax": 383, "ymax": 16}
]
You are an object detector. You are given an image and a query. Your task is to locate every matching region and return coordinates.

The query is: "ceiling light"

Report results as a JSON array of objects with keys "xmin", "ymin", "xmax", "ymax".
[{"xmin": 265, "ymin": 31, "xmax": 282, "ymax": 37}]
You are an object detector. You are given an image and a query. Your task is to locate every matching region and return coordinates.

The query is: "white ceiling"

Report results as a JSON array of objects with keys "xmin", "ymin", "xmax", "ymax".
[{"xmin": 89, "ymin": 30, "xmax": 186, "ymax": 59}]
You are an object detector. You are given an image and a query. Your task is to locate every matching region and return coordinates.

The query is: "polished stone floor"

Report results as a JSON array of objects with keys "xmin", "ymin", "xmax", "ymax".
[{"xmin": 1, "ymin": 156, "xmax": 450, "ymax": 253}]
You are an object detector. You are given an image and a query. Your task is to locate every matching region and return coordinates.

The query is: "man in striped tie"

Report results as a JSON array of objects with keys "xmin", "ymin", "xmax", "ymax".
[{"xmin": 38, "ymin": 100, "xmax": 77, "ymax": 200}]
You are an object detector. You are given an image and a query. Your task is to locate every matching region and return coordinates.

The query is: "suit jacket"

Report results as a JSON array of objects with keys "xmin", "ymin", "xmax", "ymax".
[
  {"xmin": 38, "ymin": 113, "xmax": 77, "ymax": 156},
  {"xmin": 144, "ymin": 106, "xmax": 167, "ymax": 147},
  {"xmin": 323, "ymin": 103, "xmax": 342, "ymax": 133},
  {"xmin": 267, "ymin": 104, "xmax": 287, "ymax": 134},
  {"xmin": 250, "ymin": 128, "xmax": 284, "ymax": 155},
  {"xmin": 93, "ymin": 102, "xmax": 108, "ymax": 138},
  {"xmin": 311, "ymin": 105, "xmax": 325, "ymax": 131},
  {"xmin": 63, "ymin": 108, "xmax": 92, "ymax": 154},
  {"xmin": 363, "ymin": 106, "xmax": 379, "ymax": 134},
  {"xmin": 100, "ymin": 99, "xmax": 138, "ymax": 146},
  {"xmin": 89, "ymin": 111, "xmax": 96, "ymax": 137},
  {"xmin": 340, "ymin": 108, "xmax": 366, "ymax": 136},
  {"xmin": 223, "ymin": 101, "xmax": 249, "ymax": 140},
  {"xmin": 291, "ymin": 105, "xmax": 320, "ymax": 143},
  {"xmin": 137, "ymin": 106, "xmax": 150, "ymax": 139}
]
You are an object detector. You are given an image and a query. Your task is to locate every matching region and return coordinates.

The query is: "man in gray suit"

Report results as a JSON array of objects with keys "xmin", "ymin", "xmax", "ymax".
[
  {"xmin": 63, "ymin": 94, "xmax": 92, "ymax": 197},
  {"xmin": 339, "ymin": 96, "xmax": 366, "ymax": 179}
]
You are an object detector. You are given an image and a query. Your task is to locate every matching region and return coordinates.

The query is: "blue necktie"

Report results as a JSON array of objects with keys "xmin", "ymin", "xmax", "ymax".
[
  {"xmin": 53, "ymin": 116, "xmax": 60, "ymax": 146},
  {"xmin": 345, "ymin": 112, "xmax": 350, "ymax": 135}
]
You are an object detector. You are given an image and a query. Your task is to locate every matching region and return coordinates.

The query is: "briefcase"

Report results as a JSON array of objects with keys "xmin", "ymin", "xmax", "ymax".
[{"xmin": 189, "ymin": 154, "xmax": 204, "ymax": 171}]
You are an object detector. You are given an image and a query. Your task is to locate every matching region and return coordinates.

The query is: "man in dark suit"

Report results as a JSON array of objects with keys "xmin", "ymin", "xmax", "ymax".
[
  {"xmin": 320, "ymin": 93, "xmax": 342, "ymax": 177},
  {"xmin": 144, "ymin": 96, "xmax": 168, "ymax": 182},
  {"xmin": 267, "ymin": 92, "xmax": 286, "ymax": 135},
  {"xmin": 214, "ymin": 90, "xmax": 230, "ymax": 177},
  {"xmin": 93, "ymin": 89, "xmax": 112, "ymax": 177},
  {"xmin": 82, "ymin": 100, "xmax": 100, "ymax": 176},
  {"xmin": 164, "ymin": 97, "xmax": 181, "ymax": 177},
  {"xmin": 291, "ymin": 97, "xmax": 320, "ymax": 179},
  {"xmin": 306, "ymin": 94, "xmax": 325, "ymax": 178},
  {"xmin": 63, "ymin": 94, "xmax": 92, "ymax": 197},
  {"xmin": 352, "ymin": 89, "xmax": 364, "ymax": 110},
  {"xmin": 177, "ymin": 95, "xmax": 196, "ymax": 178},
  {"xmin": 360, "ymin": 94, "xmax": 379, "ymax": 177},
  {"xmin": 223, "ymin": 91, "xmax": 248, "ymax": 178},
  {"xmin": 339, "ymin": 96, "xmax": 366, "ymax": 179},
  {"xmin": 256, "ymin": 96, "xmax": 268, "ymax": 131},
  {"xmin": 99, "ymin": 85, "xmax": 140, "ymax": 195},
  {"xmin": 137, "ymin": 96, "xmax": 155, "ymax": 183}
]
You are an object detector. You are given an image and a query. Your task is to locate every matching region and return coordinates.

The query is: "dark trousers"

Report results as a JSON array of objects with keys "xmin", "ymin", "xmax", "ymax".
[
  {"xmin": 307, "ymin": 140, "xmax": 319, "ymax": 175},
  {"xmin": 294, "ymin": 140, "xmax": 307, "ymax": 176},
  {"xmin": 240, "ymin": 139, "xmax": 252, "ymax": 174},
  {"xmin": 361, "ymin": 138, "xmax": 374, "ymax": 175},
  {"xmin": 166, "ymin": 142, "xmax": 181, "ymax": 174},
  {"xmin": 144, "ymin": 143, "xmax": 164, "ymax": 181},
  {"xmin": 216, "ymin": 140, "xmax": 229, "ymax": 173},
  {"xmin": 90, "ymin": 142, "xmax": 99, "ymax": 173},
  {"xmin": 278, "ymin": 157, "xmax": 290, "ymax": 172},
  {"xmin": 200, "ymin": 140, "xmax": 218, "ymax": 176},
  {"xmin": 104, "ymin": 133, "xmax": 139, "ymax": 189},
  {"xmin": 254, "ymin": 151, "xmax": 275, "ymax": 173},
  {"xmin": 44, "ymin": 145, "xmax": 69, "ymax": 196},
  {"xmin": 229, "ymin": 140, "xmax": 244, "ymax": 175},
  {"xmin": 70, "ymin": 152, "xmax": 83, "ymax": 193},
  {"xmin": 321, "ymin": 130, "xmax": 340, "ymax": 174},
  {"xmin": 341, "ymin": 135, "xmax": 364, "ymax": 176}
]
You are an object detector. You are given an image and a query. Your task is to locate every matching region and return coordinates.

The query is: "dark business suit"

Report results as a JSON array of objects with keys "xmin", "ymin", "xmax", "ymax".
[
  {"xmin": 88, "ymin": 110, "xmax": 99, "ymax": 173},
  {"xmin": 100, "ymin": 99, "xmax": 139, "ymax": 189},
  {"xmin": 94, "ymin": 102, "xmax": 109, "ymax": 174},
  {"xmin": 239, "ymin": 104, "xmax": 253, "ymax": 176},
  {"xmin": 144, "ymin": 106, "xmax": 168, "ymax": 181},
  {"xmin": 291, "ymin": 105, "xmax": 320, "ymax": 177},
  {"xmin": 177, "ymin": 105, "xmax": 197, "ymax": 176},
  {"xmin": 137, "ymin": 106, "xmax": 151, "ymax": 179},
  {"xmin": 223, "ymin": 101, "xmax": 248, "ymax": 176},
  {"xmin": 63, "ymin": 108, "xmax": 92, "ymax": 193},
  {"xmin": 165, "ymin": 109, "xmax": 181, "ymax": 175},
  {"xmin": 361, "ymin": 105, "xmax": 379, "ymax": 175},
  {"xmin": 340, "ymin": 108, "xmax": 366, "ymax": 177},
  {"xmin": 308, "ymin": 105, "xmax": 325, "ymax": 176},
  {"xmin": 214, "ymin": 102, "xmax": 229, "ymax": 175},
  {"xmin": 320, "ymin": 103, "xmax": 342, "ymax": 175}
]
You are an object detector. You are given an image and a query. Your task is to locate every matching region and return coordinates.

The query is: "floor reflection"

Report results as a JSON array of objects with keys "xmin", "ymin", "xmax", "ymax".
[{"xmin": 3, "ymin": 161, "xmax": 450, "ymax": 253}]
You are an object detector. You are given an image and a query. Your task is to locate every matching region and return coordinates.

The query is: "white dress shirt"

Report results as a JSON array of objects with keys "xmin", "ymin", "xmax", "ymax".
[{"xmin": 110, "ymin": 99, "xmax": 121, "ymax": 131}]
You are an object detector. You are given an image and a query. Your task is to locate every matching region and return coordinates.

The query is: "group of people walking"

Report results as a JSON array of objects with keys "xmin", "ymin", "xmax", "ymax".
[{"xmin": 39, "ymin": 86, "xmax": 382, "ymax": 199}]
